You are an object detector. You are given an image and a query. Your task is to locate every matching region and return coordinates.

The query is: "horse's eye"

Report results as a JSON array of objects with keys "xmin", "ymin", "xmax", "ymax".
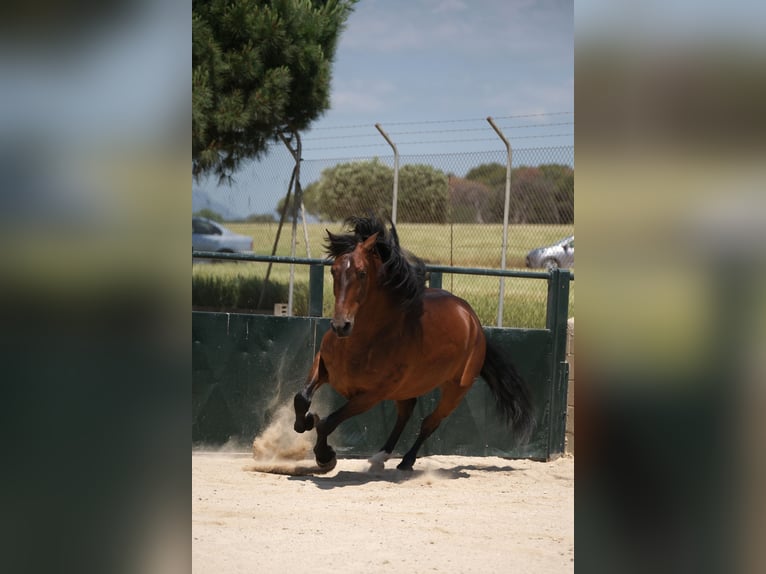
[{"xmin": 358, "ymin": 270, "xmax": 367, "ymax": 279}]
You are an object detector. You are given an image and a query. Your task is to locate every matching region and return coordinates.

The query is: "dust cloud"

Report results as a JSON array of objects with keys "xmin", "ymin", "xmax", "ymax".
[
  {"xmin": 247, "ymin": 403, "xmax": 334, "ymax": 475},
  {"xmin": 251, "ymin": 403, "xmax": 311, "ymax": 459}
]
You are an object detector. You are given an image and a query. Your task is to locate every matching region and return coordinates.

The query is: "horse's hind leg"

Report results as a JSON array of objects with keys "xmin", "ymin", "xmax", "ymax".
[
  {"xmin": 294, "ymin": 352, "xmax": 327, "ymax": 433},
  {"xmin": 369, "ymin": 398, "xmax": 417, "ymax": 469},
  {"xmin": 397, "ymin": 382, "xmax": 470, "ymax": 471}
]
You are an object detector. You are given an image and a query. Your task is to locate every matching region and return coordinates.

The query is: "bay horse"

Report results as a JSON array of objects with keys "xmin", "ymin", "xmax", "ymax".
[{"xmin": 293, "ymin": 216, "xmax": 534, "ymax": 471}]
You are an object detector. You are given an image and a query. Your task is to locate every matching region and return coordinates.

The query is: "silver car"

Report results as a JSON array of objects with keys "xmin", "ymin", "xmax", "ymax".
[
  {"xmin": 193, "ymin": 217, "xmax": 253, "ymax": 255},
  {"xmin": 525, "ymin": 235, "xmax": 574, "ymax": 270}
]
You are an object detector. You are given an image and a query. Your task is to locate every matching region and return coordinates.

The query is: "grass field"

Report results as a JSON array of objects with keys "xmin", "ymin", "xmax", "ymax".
[
  {"xmin": 223, "ymin": 221, "xmax": 573, "ymax": 268},
  {"xmin": 193, "ymin": 222, "xmax": 574, "ymax": 328}
]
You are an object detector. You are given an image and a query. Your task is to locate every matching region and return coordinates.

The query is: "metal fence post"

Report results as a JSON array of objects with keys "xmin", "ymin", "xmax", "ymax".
[
  {"xmin": 308, "ymin": 264, "xmax": 324, "ymax": 317},
  {"xmin": 277, "ymin": 131, "xmax": 304, "ymax": 317},
  {"xmin": 545, "ymin": 268, "xmax": 571, "ymax": 458},
  {"xmin": 486, "ymin": 117, "xmax": 512, "ymax": 327},
  {"xmin": 375, "ymin": 123, "xmax": 399, "ymax": 224}
]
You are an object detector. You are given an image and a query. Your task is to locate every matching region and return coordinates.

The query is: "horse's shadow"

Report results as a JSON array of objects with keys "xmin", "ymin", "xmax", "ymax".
[{"xmin": 285, "ymin": 462, "xmax": 520, "ymax": 490}]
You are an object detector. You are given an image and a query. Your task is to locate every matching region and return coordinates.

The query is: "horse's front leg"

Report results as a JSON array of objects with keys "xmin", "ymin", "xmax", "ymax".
[
  {"xmin": 313, "ymin": 393, "xmax": 383, "ymax": 467},
  {"xmin": 294, "ymin": 352, "xmax": 327, "ymax": 433}
]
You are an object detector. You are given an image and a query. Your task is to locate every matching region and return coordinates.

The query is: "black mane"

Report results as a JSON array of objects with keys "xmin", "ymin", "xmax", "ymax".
[{"xmin": 325, "ymin": 215, "xmax": 426, "ymax": 319}]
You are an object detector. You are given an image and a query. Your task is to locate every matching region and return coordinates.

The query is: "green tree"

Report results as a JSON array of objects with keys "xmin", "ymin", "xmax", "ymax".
[
  {"xmin": 302, "ymin": 160, "xmax": 450, "ymax": 223},
  {"xmin": 398, "ymin": 164, "xmax": 450, "ymax": 223},
  {"xmin": 193, "ymin": 0, "xmax": 358, "ymax": 180},
  {"xmin": 464, "ymin": 162, "xmax": 508, "ymax": 223},
  {"xmin": 449, "ymin": 176, "xmax": 493, "ymax": 223},
  {"xmin": 194, "ymin": 208, "xmax": 226, "ymax": 222},
  {"xmin": 276, "ymin": 180, "xmax": 321, "ymax": 219},
  {"xmin": 465, "ymin": 162, "xmax": 574, "ymax": 224},
  {"xmin": 465, "ymin": 162, "xmax": 507, "ymax": 189},
  {"xmin": 245, "ymin": 213, "xmax": 277, "ymax": 223},
  {"xmin": 311, "ymin": 158, "xmax": 394, "ymax": 221},
  {"xmin": 539, "ymin": 163, "xmax": 574, "ymax": 224},
  {"xmin": 509, "ymin": 166, "xmax": 550, "ymax": 224}
]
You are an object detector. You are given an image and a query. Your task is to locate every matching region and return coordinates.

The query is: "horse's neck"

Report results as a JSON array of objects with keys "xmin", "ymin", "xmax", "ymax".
[{"xmin": 354, "ymin": 291, "xmax": 407, "ymax": 337}]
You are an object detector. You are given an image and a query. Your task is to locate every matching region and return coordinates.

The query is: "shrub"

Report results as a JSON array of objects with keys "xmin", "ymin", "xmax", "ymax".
[{"xmin": 192, "ymin": 273, "xmax": 309, "ymax": 313}]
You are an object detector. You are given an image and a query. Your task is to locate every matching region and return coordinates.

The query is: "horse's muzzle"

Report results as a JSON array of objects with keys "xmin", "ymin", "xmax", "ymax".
[{"xmin": 331, "ymin": 319, "xmax": 353, "ymax": 338}]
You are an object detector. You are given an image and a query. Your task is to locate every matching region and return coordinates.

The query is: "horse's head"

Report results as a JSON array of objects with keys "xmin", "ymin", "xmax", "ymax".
[{"xmin": 329, "ymin": 232, "xmax": 379, "ymax": 338}]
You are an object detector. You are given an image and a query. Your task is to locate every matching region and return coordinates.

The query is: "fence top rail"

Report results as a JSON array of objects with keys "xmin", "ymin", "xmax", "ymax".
[
  {"xmin": 194, "ymin": 250, "xmax": 325, "ymax": 266},
  {"xmin": 193, "ymin": 250, "xmax": 573, "ymax": 281},
  {"xmin": 192, "ymin": 251, "xmax": 574, "ymax": 281}
]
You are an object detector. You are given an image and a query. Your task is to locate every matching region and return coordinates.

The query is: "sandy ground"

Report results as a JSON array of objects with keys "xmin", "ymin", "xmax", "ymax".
[{"xmin": 192, "ymin": 452, "xmax": 574, "ymax": 573}]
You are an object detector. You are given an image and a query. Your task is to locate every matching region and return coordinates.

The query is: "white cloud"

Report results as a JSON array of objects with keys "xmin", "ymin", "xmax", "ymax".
[
  {"xmin": 342, "ymin": 0, "xmax": 572, "ymax": 56},
  {"xmin": 330, "ymin": 79, "xmax": 401, "ymax": 114},
  {"xmin": 429, "ymin": 0, "xmax": 469, "ymax": 14},
  {"xmin": 332, "ymin": 90, "xmax": 387, "ymax": 113},
  {"xmin": 480, "ymin": 77, "xmax": 573, "ymax": 115}
]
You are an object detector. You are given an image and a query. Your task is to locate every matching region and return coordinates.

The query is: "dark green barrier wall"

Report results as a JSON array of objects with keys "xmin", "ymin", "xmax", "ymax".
[{"xmin": 193, "ymin": 312, "xmax": 564, "ymax": 459}]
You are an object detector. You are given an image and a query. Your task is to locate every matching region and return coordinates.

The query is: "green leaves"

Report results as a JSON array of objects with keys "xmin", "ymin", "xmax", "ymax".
[
  {"xmin": 466, "ymin": 162, "xmax": 574, "ymax": 224},
  {"xmin": 192, "ymin": 0, "xmax": 358, "ymax": 180},
  {"xmin": 300, "ymin": 159, "xmax": 451, "ymax": 223},
  {"xmin": 399, "ymin": 164, "xmax": 450, "ymax": 223}
]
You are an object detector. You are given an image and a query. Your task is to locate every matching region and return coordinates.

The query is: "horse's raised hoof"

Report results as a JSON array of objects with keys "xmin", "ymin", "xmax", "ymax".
[
  {"xmin": 396, "ymin": 460, "xmax": 414, "ymax": 472},
  {"xmin": 293, "ymin": 393, "xmax": 312, "ymax": 432},
  {"xmin": 294, "ymin": 412, "xmax": 316, "ymax": 434}
]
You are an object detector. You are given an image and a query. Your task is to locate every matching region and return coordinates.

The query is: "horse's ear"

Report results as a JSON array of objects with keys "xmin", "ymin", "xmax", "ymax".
[
  {"xmin": 360, "ymin": 232, "xmax": 379, "ymax": 253},
  {"xmin": 326, "ymin": 229, "xmax": 341, "ymax": 248}
]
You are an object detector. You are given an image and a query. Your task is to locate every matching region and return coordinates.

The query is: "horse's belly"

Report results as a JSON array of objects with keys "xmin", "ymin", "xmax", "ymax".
[
  {"xmin": 322, "ymin": 357, "xmax": 400, "ymax": 399},
  {"xmin": 322, "ymin": 343, "xmax": 464, "ymax": 400}
]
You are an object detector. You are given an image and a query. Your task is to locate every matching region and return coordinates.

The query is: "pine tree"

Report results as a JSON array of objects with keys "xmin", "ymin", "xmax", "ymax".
[{"xmin": 192, "ymin": 0, "xmax": 357, "ymax": 181}]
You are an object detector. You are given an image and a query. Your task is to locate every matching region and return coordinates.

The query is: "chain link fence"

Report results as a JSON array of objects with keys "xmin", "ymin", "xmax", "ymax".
[{"xmin": 193, "ymin": 144, "xmax": 573, "ymax": 328}]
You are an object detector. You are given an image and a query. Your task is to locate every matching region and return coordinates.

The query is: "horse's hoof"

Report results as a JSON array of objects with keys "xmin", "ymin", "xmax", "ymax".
[
  {"xmin": 368, "ymin": 460, "xmax": 385, "ymax": 473},
  {"xmin": 396, "ymin": 460, "xmax": 414, "ymax": 472},
  {"xmin": 316, "ymin": 457, "xmax": 337, "ymax": 472},
  {"xmin": 367, "ymin": 451, "xmax": 389, "ymax": 472},
  {"xmin": 314, "ymin": 442, "xmax": 336, "ymax": 465},
  {"xmin": 293, "ymin": 394, "xmax": 312, "ymax": 431}
]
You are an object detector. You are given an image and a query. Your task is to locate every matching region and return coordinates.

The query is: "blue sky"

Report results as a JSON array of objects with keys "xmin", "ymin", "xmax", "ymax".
[{"xmin": 302, "ymin": 0, "xmax": 574, "ymax": 158}]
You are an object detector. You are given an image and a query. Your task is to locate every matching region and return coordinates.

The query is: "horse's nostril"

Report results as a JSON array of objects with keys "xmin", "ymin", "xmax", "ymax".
[{"xmin": 332, "ymin": 320, "xmax": 353, "ymax": 337}]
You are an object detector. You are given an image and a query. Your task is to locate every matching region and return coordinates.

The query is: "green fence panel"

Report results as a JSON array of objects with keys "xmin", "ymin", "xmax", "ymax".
[
  {"xmin": 193, "ymin": 312, "xmax": 561, "ymax": 459},
  {"xmin": 192, "ymin": 313, "xmax": 319, "ymax": 443}
]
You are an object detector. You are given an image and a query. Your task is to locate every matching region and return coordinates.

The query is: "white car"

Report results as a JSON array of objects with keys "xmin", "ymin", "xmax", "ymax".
[
  {"xmin": 525, "ymin": 235, "xmax": 574, "ymax": 270},
  {"xmin": 193, "ymin": 217, "xmax": 253, "ymax": 257}
]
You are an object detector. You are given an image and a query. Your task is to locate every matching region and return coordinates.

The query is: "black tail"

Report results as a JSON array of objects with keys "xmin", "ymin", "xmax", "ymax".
[{"xmin": 481, "ymin": 340, "xmax": 535, "ymax": 444}]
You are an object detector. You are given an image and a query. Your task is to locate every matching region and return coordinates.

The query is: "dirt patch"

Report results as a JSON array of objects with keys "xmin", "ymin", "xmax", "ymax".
[{"xmin": 193, "ymin": 452, "xmax": 574, "ymax": 573}]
